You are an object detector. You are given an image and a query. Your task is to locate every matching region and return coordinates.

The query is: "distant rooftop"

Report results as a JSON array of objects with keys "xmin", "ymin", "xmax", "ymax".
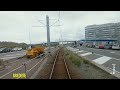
[{"xmin": 85, "ymin": 22, "xmax": 120, "ymax": 29}]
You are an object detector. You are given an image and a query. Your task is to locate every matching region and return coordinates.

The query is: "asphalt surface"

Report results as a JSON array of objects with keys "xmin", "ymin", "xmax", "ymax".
[
  {"xmin": 0, "ymin": 50, "xmax": 26, "ymax": 61},
  {"xmin": 0, "ymin": 47, "xmax": 59, "ymax": 79},
  {"xmin": 67, "ymin": 46, "xmax": 120, "ymax": 78},
  {"xmin": 79, "ymin": 47, "xmax": 120, "ymax": 60}
]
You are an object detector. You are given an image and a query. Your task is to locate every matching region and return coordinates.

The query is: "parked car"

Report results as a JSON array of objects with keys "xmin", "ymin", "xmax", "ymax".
[
  {"xmin": 0, "ymin": 48, "xmax": 5, "ymax": 53},
  {"xmin": 95, "ymin": 45, "xmax": 99, "ymax": 49},
  {"xmin": 104, "ymin": 44, "xmax": 112, "ymax": 49},
  {"xmin": 12, "ymin": 47, "xmax": 22, "ymax": 51},
  {"xmin": 96, "ymin": 45, "xmax": 104, "ymax": 49},
  {"xmin": 112, "ymin": 44, "xmax": 120, "ymax": 50},
  {"xmin": 99, "ymin": 45, "xmax": 104, "ymax": 49},
  {"xmin": 7, "ymin": 48, "xmax": 12, "ymax": 52},
  {"xmin": 86, "ymin": 44, "xmax": 92, "ymax": 48},
  {"xmin": 0, "ymin": 48, "xmax": 9, "ymax": 53}
]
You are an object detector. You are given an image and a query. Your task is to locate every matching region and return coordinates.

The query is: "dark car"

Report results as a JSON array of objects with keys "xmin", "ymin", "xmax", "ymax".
[
  {"xmin": 104, "ymin": 45, "xmax": 112, "ymax": 49},
  {"xmin": 0, "ymin": 48, "xmax": 5, "ymax": 53},
  {"xmin": 0, "ymin": 48, "xmax": 8, "ymax": 53},
  {"xmin": 0, "ymin": 48, "xmax": 12, "ymax": 53}
]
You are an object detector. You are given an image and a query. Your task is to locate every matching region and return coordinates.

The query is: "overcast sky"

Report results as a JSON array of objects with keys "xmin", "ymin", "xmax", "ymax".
[{"xmin": 0, "ymin": 11, "xmax": 120, "ymax": 44}]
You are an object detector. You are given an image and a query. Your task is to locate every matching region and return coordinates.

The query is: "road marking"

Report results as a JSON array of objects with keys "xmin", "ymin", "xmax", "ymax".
[
  {"xmin": 26, "ymin": 55, "xmax": 48, "ymax": 73},
  {"xmin": 6, "ymin": 55, "xmax": 15, "ymax": 56},
  {"xmin": 72, "ymin": 49, "xmax": 79, "ymax": 52},
  {"xmin": 0, "ymin": 65, "xmax": 23, "ymax": 78},
  {"xmin": 93, "ymin": 56, "xmax": 111, "ymax": 65},
  {"xmin": 0, "ymin": 54, "xmax": 48, "ymax": 79},
  {"xmin": 77, "ymin": 50, "xmax": 84, "ymax": 53},
  {"xmin": 94, "ymin": 53, "xmax": 120, "ymax": 61},
  {"xmin": 0, "ymin": 57, "xmax": 16, "ymax": 59},
  {"xmin": 75, "ymin": 50, "xmax": 84, "ymax": 53},
  {"xmin": 6, "ymin": 54, "xmax": 25, "ymax": 56},
  {"xmin": 110, "ymin": 51, "xmax": 115, "ymax": 53},
  {"xmin": 80, "ymin": 52, "xmax": 92, "ymax": 56},
  {"xmin": 68, "ymin": 46, "xmax": 120, "ymax": 60}
]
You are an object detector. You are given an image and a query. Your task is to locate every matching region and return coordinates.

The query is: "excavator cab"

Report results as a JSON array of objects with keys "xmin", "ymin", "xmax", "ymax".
[
  {"xmin": 28, "ymin": 45, "xmax": 34, "ymax": 49},
  {"xmin": 26, "ymin": 45, "xmax": 45, "ymax": 58}
]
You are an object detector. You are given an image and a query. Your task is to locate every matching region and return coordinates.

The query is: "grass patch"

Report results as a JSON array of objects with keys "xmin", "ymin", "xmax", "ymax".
[
  {"xmin": 64, "ymin": 47, "xmax": 99, "ymax": 67},
  {"xmin": 64, "ymin": 48, "xmax": 81, "ymax": 67},
  {"xmin": 83, "ymin": 59, "xmax": 90, "ymax": 64}
]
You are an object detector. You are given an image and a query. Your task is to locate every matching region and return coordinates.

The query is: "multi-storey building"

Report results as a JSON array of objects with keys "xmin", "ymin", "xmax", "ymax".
[{"xmin": 85, "ymin": 22, "xmax": 120, "ymax": 45}]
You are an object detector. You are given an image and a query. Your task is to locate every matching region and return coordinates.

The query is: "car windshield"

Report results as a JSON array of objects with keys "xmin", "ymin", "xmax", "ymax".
[{"xmin": 0, "ymin": 48, "xmax": 4, "ymax": 51}]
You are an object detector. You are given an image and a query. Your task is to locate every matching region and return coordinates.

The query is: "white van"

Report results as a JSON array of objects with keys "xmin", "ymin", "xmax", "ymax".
[{"xmin": 112, "ymin": 44, "xmax": 120, "ymax": 50}]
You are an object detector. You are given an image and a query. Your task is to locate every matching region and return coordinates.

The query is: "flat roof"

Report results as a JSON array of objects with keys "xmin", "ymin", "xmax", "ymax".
[{"xmin": 80, "ymin": 40, "xmax": 117, "ymax": 42}]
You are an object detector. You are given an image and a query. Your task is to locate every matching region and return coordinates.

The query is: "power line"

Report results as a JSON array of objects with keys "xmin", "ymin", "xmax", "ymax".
[
  {"xmin": 32, "ymin": 26, "xmax": 45, "ymax": 27},
  {"xmin": 50, "ymin": 11, "xmax": 60, "ymax": 26},
  {"xmin": 33, "ymin": 12, "xmax": 46, "ymax": 26},
  {"xmin": 38, "ymin": 20, "xmax": 46, "ymax": 26},
  {"xmin": 33, "ymin": 11, "xmax": 61, "ymax": 27}
]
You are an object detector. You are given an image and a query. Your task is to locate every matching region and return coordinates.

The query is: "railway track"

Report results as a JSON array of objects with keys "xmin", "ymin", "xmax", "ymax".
[{"xmin": 49, "ymin": 48, "xmax": 71, "ymax": 79}]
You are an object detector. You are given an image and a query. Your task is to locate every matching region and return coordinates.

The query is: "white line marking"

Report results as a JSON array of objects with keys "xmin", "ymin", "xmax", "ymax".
[
  {"xmin": 80, "ymin": 52, "xmax": 92, "ymax": 56},
  {"xmin": 110, "ymin": 52, "xmax": 115, "ymax": 53},
  {"xmin": 72, "ymin": 50, "xmax": 79, "ymax": 52},
  {"xmin": 6, "ymin": 54, "xmax": 25, "ymax": 56},
  {"xmin": 93, "ymin": 56, "xmax": 111, "ymax": 65},
  {"xmin": 0, "ymin": 65, "xmax": 23, "ymax": 78},
  {"xmin": 0, "ymin": 54, "xmax": 48, "ymax": 79},
  {"xmin": 77, "ymin": 50, "xmax": 84, "ymax": 53},
  {"xmin": 26, "ymin": 55, "xmax": 48, "ymax": 73},
  {"xmin": 94, "ymin": 53, "xmax": 120, "ymax": 61},
  {"xmin": 5, "ymin": 55, "xmax": 14, "ymax": 56}
]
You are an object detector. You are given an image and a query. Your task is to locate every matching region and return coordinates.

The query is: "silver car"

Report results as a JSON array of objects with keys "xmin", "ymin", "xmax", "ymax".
[{"xmin": 112, "ymin": 44, "xmax": 120, "ymax": 50}]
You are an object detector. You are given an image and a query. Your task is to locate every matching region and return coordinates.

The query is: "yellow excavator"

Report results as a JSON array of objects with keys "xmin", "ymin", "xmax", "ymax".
[{"xmin": 26, "ymin": 45, "xmax": 45, "ymax": 58}]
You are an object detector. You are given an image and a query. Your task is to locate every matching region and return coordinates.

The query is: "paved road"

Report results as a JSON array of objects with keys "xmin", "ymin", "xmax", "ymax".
[
  {"xmin": 79, "ymin": 47, "xmax": 120, "ymax": 60},
  {"xmin": 0, "ymin": 47, "xmax": 55, "ymax": 61},
  {"xmin": 67, "ymin": 46, "xmax": 120, "ymax": 78},
  {"xmin": 0, "ymin": 47, "xmax": 59, "ymax": 79},
  {"xmin": 0, "ymin": 50, "xmax": 26, "ymax": 61}
]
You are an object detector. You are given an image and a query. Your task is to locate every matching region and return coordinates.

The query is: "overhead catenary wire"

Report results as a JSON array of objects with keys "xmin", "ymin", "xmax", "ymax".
[
  {"xmin": 23, "ymin": 12, "xmax": 32, "ymax": 45},
  {"xmin": 50, "ymin": 11, "xmax": 61, "ymax": 27},
  {"xmin": 33, "ymin": 11, "xmax": 61, "ymax": 27},
  {"xmin": 32, "ymin": 11, "xmax": 62, "ymax": 45},
  {"xmin": 33, "ymin": 12, "xmax": 46, "ymax": 27}
]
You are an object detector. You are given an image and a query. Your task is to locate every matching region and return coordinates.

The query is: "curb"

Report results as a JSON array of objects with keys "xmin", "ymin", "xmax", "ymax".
[{"xmin": 81, "ymin": 56, "xmax": 120, "ymax": 79}]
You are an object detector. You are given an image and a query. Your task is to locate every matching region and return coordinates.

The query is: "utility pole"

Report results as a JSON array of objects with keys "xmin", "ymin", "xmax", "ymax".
[
  {"xmin": 29, "ymin": 30, "xmax": 31, "ymax": 45},
  {"xmin": 46, "ymin": 15, "xmax": 51, "ymax": 53}
]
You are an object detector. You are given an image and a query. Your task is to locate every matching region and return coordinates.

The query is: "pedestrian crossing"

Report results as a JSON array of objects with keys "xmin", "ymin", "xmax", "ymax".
[
  {"xmin": 80, "ymin": 52, "xmax": 92, "ymax": 56},
  {"xmin": 93, "ymin": 56, "xmax": 112, "ymax": 65},
  {"xmin": 67, "ymin": 46, "xmax": 112, "ymax": 65},
  {"xmin": 67, "ymin": 46, "xmax": 120, "ymax": 78}
]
